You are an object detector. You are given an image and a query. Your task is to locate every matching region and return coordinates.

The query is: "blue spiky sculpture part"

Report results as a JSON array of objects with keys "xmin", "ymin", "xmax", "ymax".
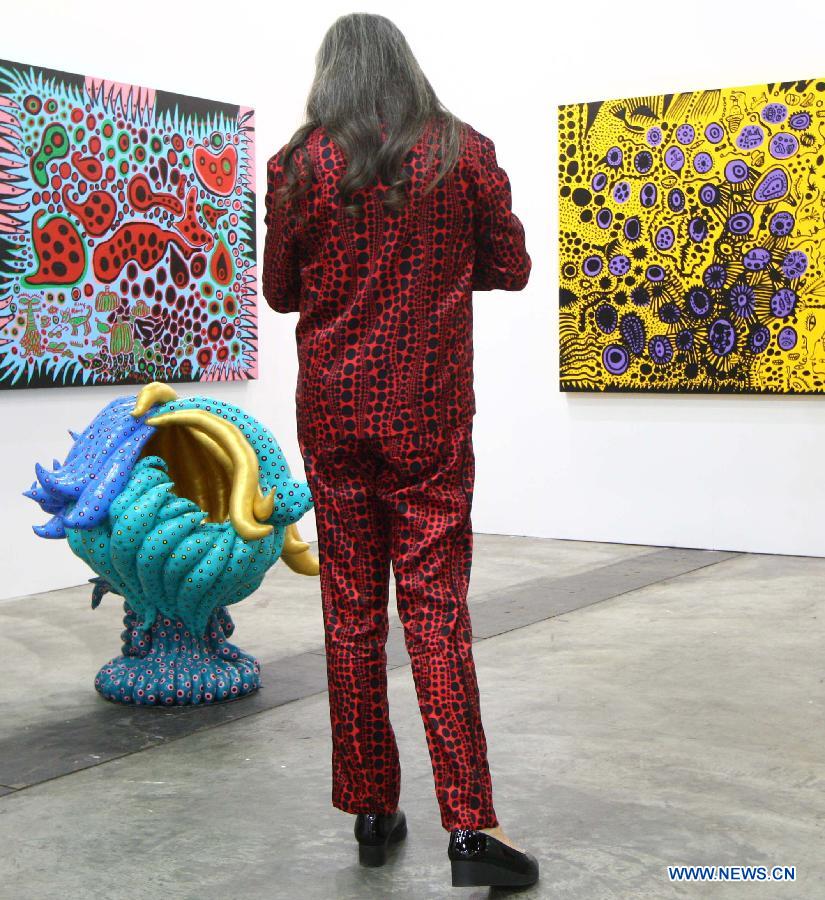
[{"xmin": 24, "ymin": 382, "xmax": 317, "ymax": 706}]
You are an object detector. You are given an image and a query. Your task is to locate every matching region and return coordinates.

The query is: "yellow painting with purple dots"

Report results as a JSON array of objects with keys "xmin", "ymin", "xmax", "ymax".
[{"xmin": 558, "ymin": 77, "xmax": 825, "ymax": 393}]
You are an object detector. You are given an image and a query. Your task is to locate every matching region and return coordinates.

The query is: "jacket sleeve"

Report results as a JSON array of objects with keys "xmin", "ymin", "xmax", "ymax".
[
  {"xmin": 471, "ymin": 132, "xmax": 531, "ymax": 292},
  {"xmin": 262, "ymin": 148, "xmax": 303, "ymax": 314}
]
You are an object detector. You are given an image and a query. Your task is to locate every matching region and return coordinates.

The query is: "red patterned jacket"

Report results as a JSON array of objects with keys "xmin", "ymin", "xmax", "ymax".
[{"xmin": 262, "ymin": 119, "xmax": 530, "ymax": 442}]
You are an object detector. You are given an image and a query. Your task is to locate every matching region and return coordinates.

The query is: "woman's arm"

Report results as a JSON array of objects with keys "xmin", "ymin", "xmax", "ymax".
[
  {"xmin": 262, "ymin": 148, "xmax": 303, "ymax": 314},
  {"xmin": 471, "ymin": 132, "xmax": 531, "ymax": 292}
]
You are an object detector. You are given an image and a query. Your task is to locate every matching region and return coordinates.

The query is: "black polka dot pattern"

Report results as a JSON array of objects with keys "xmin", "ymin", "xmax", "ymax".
[
  {"xmin": 299, "ymin": 422, "xmax": 499, "ymax": 832},
  {"xmin": 262, "ymin": 118, "xmax": 530, "ymax": 832},
  {"xmin": 262, "ymin": 119, "xmax": 531, "ymax": 441}
]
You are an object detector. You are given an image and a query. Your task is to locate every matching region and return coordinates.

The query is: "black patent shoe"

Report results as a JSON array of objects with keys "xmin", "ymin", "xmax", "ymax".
[
  {"xmin": 448, "ymin": 828, "xmax": 539, "ymax": 887},
  {"xmin": 354, "ymin": 809, "xmax": 407, "ymax": 867}
]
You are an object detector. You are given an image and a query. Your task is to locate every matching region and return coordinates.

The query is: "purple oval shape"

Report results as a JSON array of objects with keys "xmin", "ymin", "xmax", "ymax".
[
  {"xmin": 769, "ymin": 211, "xmax": 795, "ymax": 236},
  {"xmin": 769, "ymin": 133, "xmax": 799, "ymax": 160},
  {"xmin": 708, "ymin": 318, "xmax": 737, "ymax": 357},
  {"xmin": 659, "ymin": 302, "xmax": 681, "ymax": 325},
  {"xmin": 789, "ymin": 112, "xmax": 811, "ymax": 131},
  {"xmin": 612, "ymin": 180, "xmax": 631, "ymax": 203},
  {"xmin": 640, "ymin": 182, "xmax": 657, "ymax": 208},
  {"xmin": 770, "ymin": 288, "xmax": 798, "ymax": 317},
  {"xmin": 724, "ymin": 159, "xmax": 749, "ymax": 183},
  {"xmin": 778, "ymin": 326, "xmax": 797, "ymax": 350},
  {"xmin": 749, "ymin": 325, "xmax": 770, "ymax": 353},
  {"xmin": 727, "ymin": 211, "xmax": 754, "ymax": 235},
  {"xmin": 761, "ymin": 102, "xmax": 788, "ymax": 124},
  {"xmin": 655, "ymin": 226, "xmax": 675, "ymax": 250},
  {"xmin": 688, "ymin": 217, "xmax": 708, "ymax": 242},
  {"xmin": 705, "ymin": 122, "xmax": 724, "ymax": 143},
  {"xmin": 687, "ymin": 287, "xmax": 712, "ymax": 318},
  {"xmin": 596, "ymin": 303, "xmax": 618, "ymax": 334},
  {"xmin": 668, "ymin": 188, "xmax": 685, "ymax": 212},
  {"xmin": 583, "ymin": 255, "xmax": 603, "ymax": 277},
  {"xmin": 608, "ymin": 254, "xmax": 631, "ymax": 276},
  {"xmin": 603, "ymin": 344, "xmax": 630, "ymax": 375},
  {"xmin": 729, "ymin": 283, "xmax": 756, "ymax": 318},
  {"xmin": 736, "ymin": 124, "xmax": 765, "ymax": 150},
  {"xmin": 646, "ymin": 126, "xmax": 663, "ymax": 147},
  {"xmin": 676, "ymin": 124, "xmax": 695, "ymax": 145},
  {"xmin": 620, "ymin": 313, "xmax": 646, "ymax": 355},
  {"xmin": 782, "ymin": 250, "xmax": 808, "ymax": 278},
  {"xmin": 665, "ymin": 146, "xmax": 685, "ymax": 171},
  {"xmin": 648, "ymin": 335, "xmax": 674, "ymax": 364},
  {"xmin": 754, "ymin": 167, "xmax": 789, "ymax": 202},
  {"xmin": 624, "ymin": 216, "xmax": 641, "ymax": 241},
  {"xmin": 743, "ymin": 247, "xmax": 771, "ymax": 271},
  {"xmin": 704, "ymin": 264, "xmax": 727, "ymax": 290},
  {"xmin": 693, "ymin": 152, "xmax": 713, "ymax": 174}
]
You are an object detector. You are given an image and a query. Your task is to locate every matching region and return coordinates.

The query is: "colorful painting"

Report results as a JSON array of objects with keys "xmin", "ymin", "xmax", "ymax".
[
  {"xmin": 0, "ymin": 59, "xmax": 256, "ymax": 390},
  {"xmin": 559, "ymin": 78, "xmax": 825, "ymax": 393}
]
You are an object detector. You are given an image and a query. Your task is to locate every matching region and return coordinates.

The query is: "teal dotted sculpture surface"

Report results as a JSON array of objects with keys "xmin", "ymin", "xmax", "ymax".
[{"xmin": 24, "ymin": 382, "xmax": 318, "ymax": 706}]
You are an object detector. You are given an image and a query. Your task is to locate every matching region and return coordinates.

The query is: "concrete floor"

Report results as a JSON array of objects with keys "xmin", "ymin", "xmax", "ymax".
[{"xmin": 1, "ymin": 535, "xmax": 823, "ymax": 899}]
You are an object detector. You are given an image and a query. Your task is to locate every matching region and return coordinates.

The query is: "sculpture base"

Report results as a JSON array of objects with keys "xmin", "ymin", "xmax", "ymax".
[{"xmin": 95, "ymin": 603, "xmax": 260, "ymax": 706}]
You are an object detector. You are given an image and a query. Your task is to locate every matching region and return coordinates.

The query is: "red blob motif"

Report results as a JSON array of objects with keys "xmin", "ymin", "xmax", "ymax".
[
  {"xmin": 61, "ymin": 185, "xmax": 117, "ymax": 237},
  {"xmin": 92, "ymin": 222, "xmax": 197, "ymax": 284},
  {"xmin": 169, "ymin": 243, "xmax": 190, "ymax": 288},
  {"xmin": 173, "ymin": 187, "xmax": 214, "ymax": 249},
  {"xmin": 202, "ymin": 202, "xmax": 228, "ymax": 229},
  {"xmin": 26, "ymin": 211, "xmax": 86, "ymax": 285},
  {"xmin": 71, "ymin": 151, "xmax": 102, "ymax": 181},
  {"xmin": 194, "ymin": 144, "xmax": 237, "ymax": 196},
  {"xmin": 210, "ymin": 239, "xmax": 233, "ymax": 286},
  {"xmin": 127, "ymin": 174, "xmax": 183, "ymax": 216}
]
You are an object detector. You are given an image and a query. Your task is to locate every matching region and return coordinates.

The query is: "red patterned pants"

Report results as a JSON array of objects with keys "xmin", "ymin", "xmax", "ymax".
[{"xmin": 297, "ymin": 420, "xmax": 499, "ymax": 832}]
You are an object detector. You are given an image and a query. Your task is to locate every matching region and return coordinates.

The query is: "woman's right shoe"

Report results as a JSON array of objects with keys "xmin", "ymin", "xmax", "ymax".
[
  {"xmin": 448, "ymin": 828, "xmax": 539, "ymax": 887},
  {"xmin": 354, "ymin": 809, "xmax": 407, "ymax": 867}
]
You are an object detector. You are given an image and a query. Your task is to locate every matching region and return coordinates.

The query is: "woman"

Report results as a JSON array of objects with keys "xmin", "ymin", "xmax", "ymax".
[{"xmin": 262, "ymin": 13, "xmax": 537, "ymax": 889}]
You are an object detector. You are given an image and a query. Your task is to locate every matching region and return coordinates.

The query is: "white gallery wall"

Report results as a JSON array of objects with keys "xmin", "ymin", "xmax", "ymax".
[{"xmin": 1, "ymin": 0, "xmax": 824, "ymax": 601}]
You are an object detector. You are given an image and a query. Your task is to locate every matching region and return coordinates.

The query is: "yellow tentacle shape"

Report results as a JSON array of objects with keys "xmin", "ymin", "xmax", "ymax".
[
  {"xmin": 130, "ymin": 381, "xmax": 318, "ymax": 573},
  {"xmin": 253, "ymin": 486, "xmax": 276, "ymax": 521},
  {"xmin": 130, "ymin": 381, "xmax": 179, "ymax": 418},
  {"xmin": 187, "ymin": 425, "xmax": 233, "ymax": 475},
  {"xmin": 281, "ymin": 523, "xmax": 320, "ymax": 576},
  {"xmin": 184, "ymin": 423, "xmax": 276, "ymax": 523},
  {"xmin": 145, "ymin": 409, "xmax": 273, "ymax": 541}
]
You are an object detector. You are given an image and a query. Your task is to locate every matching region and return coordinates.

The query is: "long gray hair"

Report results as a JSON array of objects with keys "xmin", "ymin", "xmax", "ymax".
[{"xmin": 275, "ymin": 13, "xmax": 466, "ymax": 217}]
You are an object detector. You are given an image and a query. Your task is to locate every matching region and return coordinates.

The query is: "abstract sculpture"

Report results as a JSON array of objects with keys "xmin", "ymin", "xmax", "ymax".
[{"xmin": 24, "ymin": 381, "xmax": 318, "ymax": 706}]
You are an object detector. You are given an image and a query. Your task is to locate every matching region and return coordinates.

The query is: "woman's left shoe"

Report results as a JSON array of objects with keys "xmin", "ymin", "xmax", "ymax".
[{"xmin": 354, "ymin": 808, "xmax": 408, "ymax": 867}]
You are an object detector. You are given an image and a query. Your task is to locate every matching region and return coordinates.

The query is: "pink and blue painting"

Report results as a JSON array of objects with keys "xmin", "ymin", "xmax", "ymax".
[{"xmin": 0, "ymin": 59, "xmax": 257, "ymax": 390}]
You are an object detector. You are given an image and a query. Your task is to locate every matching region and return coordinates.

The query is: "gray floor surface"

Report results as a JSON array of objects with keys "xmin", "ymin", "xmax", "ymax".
[{"xmin": 0, "ymin": 534, "xmax": 822, "ymax": 899}]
